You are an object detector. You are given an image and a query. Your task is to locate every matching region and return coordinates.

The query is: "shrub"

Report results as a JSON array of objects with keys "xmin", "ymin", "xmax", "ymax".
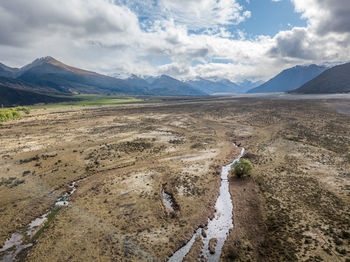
[
  {"xmin": 0, "ymin": 106, "xmax": 30, "ymax": 122},
  {"xmin": 14, "ymin": 106, "xmax": 31, "ymax": 114},
  {"xmin": 231, "ymin": 158, "xmax": 253, "ymax": 178}
]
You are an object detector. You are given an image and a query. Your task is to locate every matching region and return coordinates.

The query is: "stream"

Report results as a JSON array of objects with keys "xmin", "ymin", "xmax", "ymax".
[
  {"xmin": 0, "ymin": 180, "xmax": 81, "ymax": 262},
  {"xmin": 168, "ymin": 147, "xmax": 245, "ymax": 262},
  {"xmin": 1, "ymin": 146, "xmax": 245, "ymax": 262},
  {"xmin": 162, "ymin": 189, "xmax": 175, "ymax": 212}
]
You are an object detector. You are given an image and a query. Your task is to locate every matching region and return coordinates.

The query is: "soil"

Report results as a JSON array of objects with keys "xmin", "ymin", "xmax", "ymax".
[{"xmin": 0, "ymin": 97, "xmax": 349, "ymax": 261}]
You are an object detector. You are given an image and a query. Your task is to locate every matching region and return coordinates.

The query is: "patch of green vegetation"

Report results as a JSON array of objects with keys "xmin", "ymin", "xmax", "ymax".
[
  {"xmin": 31, "ymin": 96, "xmax": 162, "ymax": 109},
  {"xmin": 52, "ymin": 94, "xmax": 134, "ymax": 100},
  {"xmin": 25, "ymin": 206, "xmax": 62, "ymax": 244},
  {"xmin": 0, "ymin": 106, "xmax": 31, "ymax": 122},
  {"xmin": 230, "ymin": 158, "xmax": 253, "ymax": 178}
]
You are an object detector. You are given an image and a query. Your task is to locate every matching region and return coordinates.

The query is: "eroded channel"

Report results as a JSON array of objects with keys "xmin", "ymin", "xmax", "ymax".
[
  {"xmin": 168, "ymin": 147, "xmax": 245, "ymax": 262},
  {"xmin": 0, "ymin": 180, "xmax": 83, "ymax": 262}
]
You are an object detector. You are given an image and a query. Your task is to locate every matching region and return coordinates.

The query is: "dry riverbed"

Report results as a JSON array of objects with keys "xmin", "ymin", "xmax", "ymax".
[{"xmin": 0, "ymin": 97, "xmax": 349, "ymax": 261}]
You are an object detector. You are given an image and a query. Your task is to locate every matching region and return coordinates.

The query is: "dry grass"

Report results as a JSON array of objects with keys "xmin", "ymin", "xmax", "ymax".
[{"xmin": 0, "ymin": 98, "xmax": 349, "ymax": 261}]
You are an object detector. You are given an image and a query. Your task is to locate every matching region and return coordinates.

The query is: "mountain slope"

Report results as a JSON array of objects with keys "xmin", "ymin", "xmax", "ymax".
[
  {"xmin": 124, "ymin": 75, "xmax": 151, "ymax": 90},
  {"xmin": 292, "ymin": 62, "xmax": 350, "ymax": 94},
  {"xmin": 148, "ymin": 75, "xmax": 207, "ymax": 96},
  {"xmin": 0, "ymin": 63, "xmax": 17, "ymax": 78},
  {"xmin": 0, "ymin": 77, "xmax": 75, "ymax": 106},
  {"xmin": 248, "ymin": 64, "xmax": 327, "ymax": 93},
  {"xmin": 188, "ymin": 78, "xmax": 239, "ymax": 94},
  {"xmin": 188, "ymin": 78, "xmax": 262, "ymax": 94},
  {"xmin": 15, "ymin": 57, "xmax": 147, "ymax": 95}
]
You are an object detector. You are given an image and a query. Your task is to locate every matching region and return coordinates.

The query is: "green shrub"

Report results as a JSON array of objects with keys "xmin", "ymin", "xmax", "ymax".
[
  {"xmin": 14, "ymin": 106, "xmax": 31, "ymax": 114},
  {"xmin": 231, "ymin": 158, "xmax": 253, "ymax": 178},
  {"xmin": 0, "ymin": 106, "xmax": 30, "ymax": 122}
]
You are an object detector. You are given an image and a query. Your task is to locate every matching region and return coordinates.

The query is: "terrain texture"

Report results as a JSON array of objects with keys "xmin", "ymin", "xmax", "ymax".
[{"xmin": 0, "ymin": 97, "xmax": 349, "ymax": 261}]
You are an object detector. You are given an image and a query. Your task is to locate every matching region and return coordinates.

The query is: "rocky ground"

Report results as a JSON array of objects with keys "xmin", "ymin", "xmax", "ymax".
[{"xmin": 0, "ymin": 97, "xmax": 349, "ymax": 261}]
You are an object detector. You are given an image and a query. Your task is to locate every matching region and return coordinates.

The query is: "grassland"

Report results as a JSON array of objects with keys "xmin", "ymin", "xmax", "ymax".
[
  {"xmin": 0, "ymin": 97, "xmax": 349, "ymax": 261},
  {"xmin": 29, "ymin": 94, "xmax": 162, "ymax": 109}
]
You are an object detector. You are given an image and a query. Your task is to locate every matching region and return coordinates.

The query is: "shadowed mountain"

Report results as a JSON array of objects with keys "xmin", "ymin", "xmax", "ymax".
[
  {"xmin": 188, "ymin": 78, "xmax": 262, "ymax": 94},
  {"xmin": 0, "ymin": 63, "xmax": 18, "ymax": 78},
  {"xmin": 0, "ymin": 77, "xmax": 76, "ymax": 107},
  {"xmin": 291, "ymin": 62, "xmax": 350, "ymax": 94},
  {"xmin": 148, "ymin": 75, "xmax": 207, "ymax": 96},
  {"xmin": 15, "ymin": 57, "xmax": 147, "ymax": 95},
  {"xmin": 125, "ymin": 75, "xmax": 207, "ymax": 96},
  {"xmin": 188, "ymin": 78, "xmax": 240, "ymax": 94},
  {"xmin": 124, "ymin": 75, "xmax": 151, "ymax": 90},
  {"xmin": 248, "ymin": 64, "xmax": 327, "ymax": 93}
]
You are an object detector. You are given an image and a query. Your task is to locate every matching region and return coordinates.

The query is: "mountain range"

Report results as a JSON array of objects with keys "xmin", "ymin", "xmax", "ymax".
[
  {"xmin": 125, "ymin": 75, "xmax": 207, "ymax": 96},
  {"xmin": 292, "ymin": 62, "xmax": 350, "ymax": 94},
  {"xmin": 1, "ymin": 56, "xmax": 349, "ymax": 106},
  {"xmin": 13, "ymin": 57, "xmax": 144, "ymax": 95},
  {"xmin": 248, "ymin": 64, "xmax": 328, "ymax": 93},
  {"xmin": 187, "ymin": 78, "xmax": 262, "ymax": 95}
]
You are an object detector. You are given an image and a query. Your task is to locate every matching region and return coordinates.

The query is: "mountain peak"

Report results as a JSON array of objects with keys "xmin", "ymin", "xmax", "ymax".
[
  {"xmin": 16, "ymin": 56, "xmax": 100, "ymax": 77},
  {"xmin": 17, "ymin": 56, "xmax": 60, "ymax": 75},
  {"xmin": 31, "ymin": 56, "xmax": 59, "ymax": 66},
  {"xmin": 160, "ymin": 74, "xmax": 172, "ymax": 79}
]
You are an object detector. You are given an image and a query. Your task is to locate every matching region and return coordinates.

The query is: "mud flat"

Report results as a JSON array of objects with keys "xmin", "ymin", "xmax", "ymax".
[{"xmin": 0, "ymin": 97, "xmax": 349, "ymax": 261}]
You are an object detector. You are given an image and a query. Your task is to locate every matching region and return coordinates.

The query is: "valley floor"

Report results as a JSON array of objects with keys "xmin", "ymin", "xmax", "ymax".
[{"xmin": 0, "ymin": 97, "xmax": 349, "ymax": 261}]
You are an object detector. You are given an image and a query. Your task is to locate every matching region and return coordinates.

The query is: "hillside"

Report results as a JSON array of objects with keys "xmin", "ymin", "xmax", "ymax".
[
  {"xmin": 248, "ymin": 64, "xmax": 327, "ymax": 93},
  {"xmin": 292, "ymin": 62, "xmax": 350, "ymax": 94},
  {"xmin": 0, "ymin": 63, "xmax": 17, "ymax": 78},
  {"xmin": 147, "ymin": 75, "xmax": 207, "ymax": 96},
  {"xmin": 0, "ymin": 80, "xmax": 75, "ymax": 106},
  {"xmin": 15, "ymin": 57, "xmax": 146, "ymax": 95},
  {"xmin": 188, "ymin": 78, "xmax": 240, "ymax": 94},
  {"xmin": 188, "ymin": 78, "xmax": 261, "ymax": 94}
]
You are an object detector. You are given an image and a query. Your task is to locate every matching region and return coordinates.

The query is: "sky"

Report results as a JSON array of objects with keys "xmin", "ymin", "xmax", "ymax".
[{"xmin": 0, "ymin": 0, "xmax": 349, "ymax": 82}]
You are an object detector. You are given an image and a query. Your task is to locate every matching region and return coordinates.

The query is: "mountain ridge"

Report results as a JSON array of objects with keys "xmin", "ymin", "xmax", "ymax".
[
  {"xmin": 248, "ymin": 64, "xmax": 327, "ymax": 93},
  {"xmin": 291, "ymin": 62, "xmax": 350, "ymax": 94}
]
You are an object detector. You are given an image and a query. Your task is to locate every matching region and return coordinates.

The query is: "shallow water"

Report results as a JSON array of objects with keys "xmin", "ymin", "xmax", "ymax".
[
  {"xmin": 0, "ymin": 180, "xmax": 81, "ymax": 261},
  {"xmin": 168, "ymin": 228, "xmax": 202, "ymax": 262},
  {"xmin": 162, "ymin": 189, "xmax": 175, "ymax": 212},
  {"xmin": 200, "ymin": 148, "xmax": 244, "ymax": 261},
  {"xmin": 168, "ymin": 147, "xmax": 245, "ymax": 262}
]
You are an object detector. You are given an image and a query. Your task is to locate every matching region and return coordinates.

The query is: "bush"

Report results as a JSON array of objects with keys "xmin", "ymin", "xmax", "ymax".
[
  {"xmin": 231, "ymin": 158, "xmax": 253, "ymax": 178},
  {"xmin": 14, "ymin": 106, "xmax": 31, "ymax": 114},
  {"xmin": 0, "ymin": 106, "xmax": 30, "ymax": 122}
]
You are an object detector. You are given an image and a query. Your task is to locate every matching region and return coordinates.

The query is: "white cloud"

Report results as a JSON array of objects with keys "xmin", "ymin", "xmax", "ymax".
[
  {"xmin": 269, "ymin": 0, "xmax": 350, "ymax": 63},
  {"xmin": 158, "ymin": 0, "xmax": 251, "ymax": 29},
  {"xmin": 292, "ymin": 0, "xmax": 350, "ymax": 34},
  {"xmin": 0, "ymin": 0, "xmax": 349, "ymax": 83}
]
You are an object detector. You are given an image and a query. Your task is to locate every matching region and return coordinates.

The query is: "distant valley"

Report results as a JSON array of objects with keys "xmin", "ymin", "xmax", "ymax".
[{"xmin": 0, "ymin": 57, "xmax": 349, "ymax": 106}]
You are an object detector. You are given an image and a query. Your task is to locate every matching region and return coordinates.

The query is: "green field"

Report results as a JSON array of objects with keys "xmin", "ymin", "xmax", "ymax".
[{"xmin": 31, "ymin": 95, "xmax": 162, "ymax": 109}]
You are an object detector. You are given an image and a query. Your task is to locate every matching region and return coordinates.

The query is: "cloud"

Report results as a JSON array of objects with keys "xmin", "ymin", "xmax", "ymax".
[
  {"xmin": 158, "ymin": 0, "xmax": 251, "ymax": 29},
  {"xmin": 0, "ymin": 0, "xmax": 349, "ymax": 83},
  {"xmin": 116, "ymin": 0, "xmax": 250, "ymax": 30},
  {"xmin": 292, "ymin": 0, "xmax": 350, "ymax": 34},
  {"xmin": 269, "ymin": 0, "xmax": 350, "ymax": 62}
]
